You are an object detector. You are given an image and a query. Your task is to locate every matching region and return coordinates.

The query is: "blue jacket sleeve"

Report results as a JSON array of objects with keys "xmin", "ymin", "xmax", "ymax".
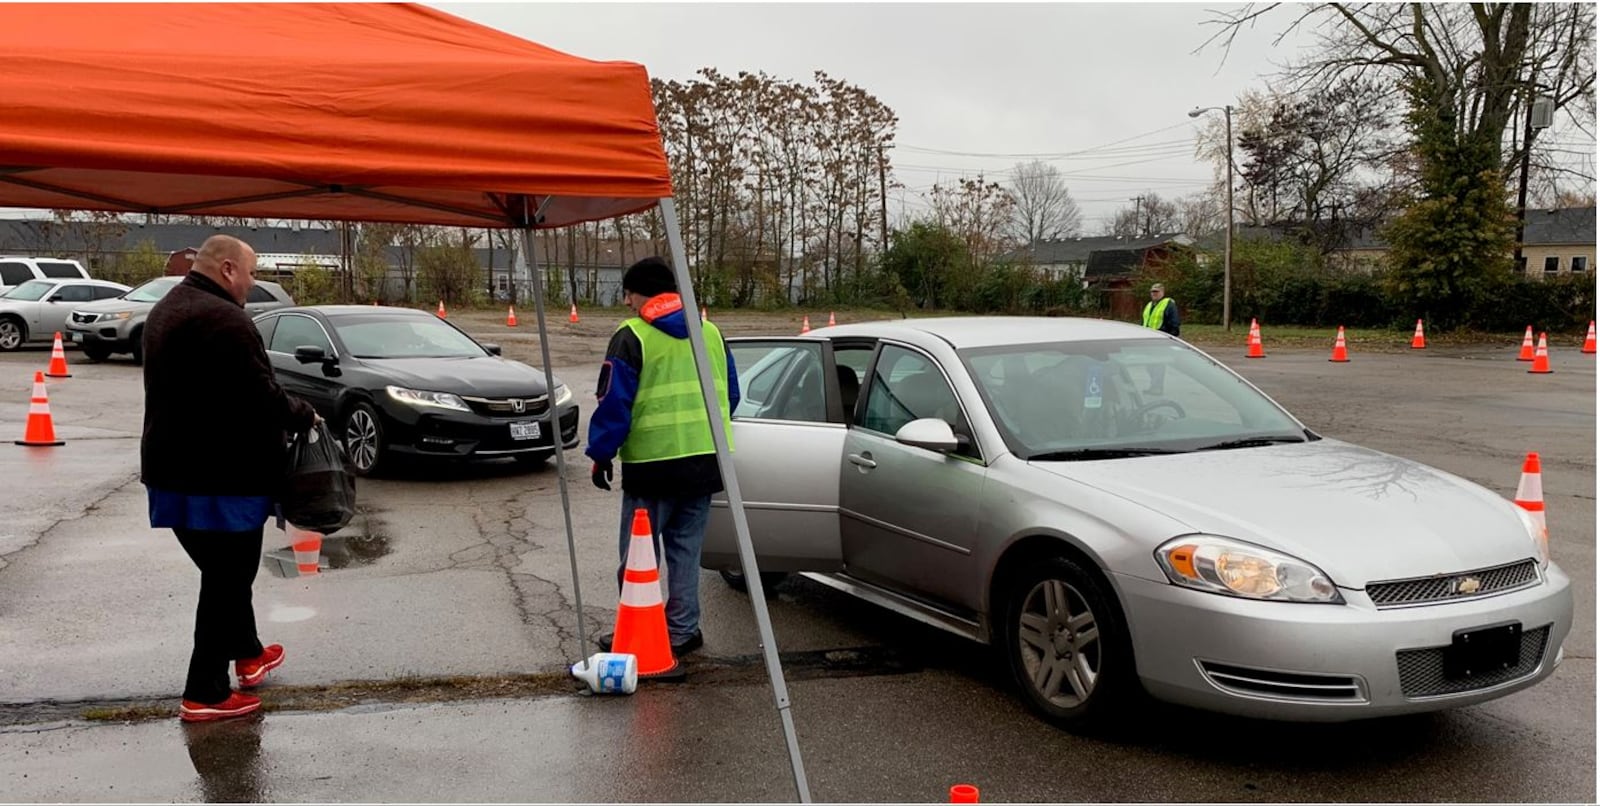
[
  {"xmin": 724, "ymin": 343, "xmax": 741, "ymax": 413},
  {"xmin": 1165, "ymin": 302, "xmax": 1181, "ymax": 336},
  {"xmin": 585, "ymin": 330, "xmax": 641, "ymax": 464}
]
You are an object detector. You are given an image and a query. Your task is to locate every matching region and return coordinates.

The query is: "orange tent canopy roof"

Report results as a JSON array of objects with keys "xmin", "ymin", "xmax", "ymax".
[{"xmin": 0, "ymin": 3, "xmax": 673, "ymax": 228}]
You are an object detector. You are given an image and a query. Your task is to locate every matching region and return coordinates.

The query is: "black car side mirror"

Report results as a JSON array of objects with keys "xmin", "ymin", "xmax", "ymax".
[
  {"xmin": 294, "ymin": 345, "xmax": 329, "ymax": 364},
  {"xmin": 48, "ymin": 294, "xmax": 63, "ymax": 303},
  {"xmin": 482, "ymin": 343, "xmax": 503, "ymax": 356}
]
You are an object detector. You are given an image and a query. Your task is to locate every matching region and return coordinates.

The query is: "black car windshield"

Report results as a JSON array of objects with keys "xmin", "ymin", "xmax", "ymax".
[
  {"xmin": 124, "ymin": 276, "xmax": 180, "ymax": 303},
  {"xmin": 962, "ymin": 339, "xmax": 1306, "ymax": 459},
  {"xmin": 2, "ymin": 280, "xmax": 54, "ymax": 302},
  {"xmin": 334, "ymin": 317, "xmax": 487, "ymax": 359}
]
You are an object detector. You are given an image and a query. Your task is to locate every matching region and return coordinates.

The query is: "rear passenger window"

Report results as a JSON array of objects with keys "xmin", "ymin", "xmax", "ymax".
[
  {"xmin": 36, "ymin": 261, "xmax": 85, "ymax": 279},
  {"xmin": 255, "ymin": 315, "xmax": 278, "ymax": 345},
  {"xmin": 0, "ymin": 262, "xmax": 31, "ymax": 286},
  {"xmin": 247, "ymin": 286, "xmax": 276, "ymax": 303},
  {"xmin": 93, "ymin": 286, "xmax": 124, "ymax": 300},
  {"xmin": 53, "ymin": 285, "xmax": 94, "ymax": 303}
]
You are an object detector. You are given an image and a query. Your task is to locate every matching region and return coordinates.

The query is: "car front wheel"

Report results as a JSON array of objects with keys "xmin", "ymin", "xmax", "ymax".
[
  {"xmin": 0, "ymin": 317, "xmax": 25, "ymax": 351},
  {"xmin": 1001, "ymin": 554, "xmax": 1137, "ymax": 729},
  {"xmin": 342, "ymin": 401, "xmax": 387, "ymax": 477},
  {"xmin": 81, "ymin": 343, "xmax": 111, "ymax": 362}
]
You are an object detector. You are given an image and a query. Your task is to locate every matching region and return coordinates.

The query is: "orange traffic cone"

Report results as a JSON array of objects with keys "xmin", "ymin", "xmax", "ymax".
[
  {"xmin": 1517, "ymin": 326, "xmax": 1535, "ymax": 361},
  {"xmin": 610, "ymin": 508, "xmax": 678, "ymax": 677},
  {"xmin": 45, "ymin": 332, "xmax": 71, "ymax": 378},
  {"xmin": 569, "ymin": 303, "xmax": 580, "ymax": 324},
  {"xmin": 290, "ymin": 526, "xmax": 322, "ymax": 576},
  {"xmin": 1329, "ymin": 326, "xmax": 1350, "ymax": 363},
  {"xmin": 828, "ymin": 311, "xmax": 837, "ymax": 327},
  {"xmin": 800, "ymin": 315, "xmax": 811, "ymax": 335},
  {"xmin": 1410, "ymin": 319, "xmax": 1426, "ymax": 350},
  {"xmin": 1529, "ymin": 332, "xmax": 1553, "ymax": 374},
  {"xmin": 436, "ymin": 300, "xmax": 447, "ymax": 319},
  {"xmin": 1583, "ymin": 321, "xmax": 1596, "ymax": 354},
  {"xmin": 15, "ymin": 371, "xmax": 63, "ymax": 447},
  {"xmin": 1513, "ymin": 452, "xmax": 1548, "ymax": 561},
  {"xmin": 507, "ymin": 306, "xmax": 518, "ymax": 327},
  {"xmin": 1246, "ymin": 318, "xmax": 1265, "ymax": 358},
  {"xmin": 950, "ymin": 784, "xmax": 980, "ymax": 803}
]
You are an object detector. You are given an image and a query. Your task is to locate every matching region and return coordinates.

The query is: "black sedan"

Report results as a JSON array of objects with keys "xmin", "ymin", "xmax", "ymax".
[{"xmin": 253, "ymin": 305, "xmax": 580, "ymax": 476}]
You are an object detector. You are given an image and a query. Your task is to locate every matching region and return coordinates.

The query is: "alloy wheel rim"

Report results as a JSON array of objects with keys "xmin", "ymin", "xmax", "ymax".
[
  {"xmin": 1017, "ymin": 578, "xmax": 1101, "ymax": 708},
  {"xmin": 0, "ymin": 323, "xmax": 19, "ymax": 349},
  {"xmin": 346, "ymin": 410, "xmax": 378, "ymax": 471}
]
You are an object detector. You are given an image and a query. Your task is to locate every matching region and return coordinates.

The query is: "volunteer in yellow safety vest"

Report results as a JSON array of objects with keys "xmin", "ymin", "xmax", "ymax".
[
  {"xmin": 1140, "ymin": 283, "xmax": 1181, "ymax": 395},
  {"xmin": 585, "ymin": 257, "xmax": 741, "ymax": 656}
]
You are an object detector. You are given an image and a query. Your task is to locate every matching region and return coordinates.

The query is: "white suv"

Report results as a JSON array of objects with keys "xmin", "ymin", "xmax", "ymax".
[{"xmin": 0, "ymin": 256, "xmax": 91, "ymax": 294}]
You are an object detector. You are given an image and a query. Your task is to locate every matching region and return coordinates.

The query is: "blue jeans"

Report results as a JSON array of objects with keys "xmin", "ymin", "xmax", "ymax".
[{"xmin": 618, "ymin": 493, "xmax": 711, "ymax": 641}]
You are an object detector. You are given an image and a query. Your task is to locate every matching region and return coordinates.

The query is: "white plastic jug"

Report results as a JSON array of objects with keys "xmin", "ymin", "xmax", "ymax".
[{"xmin": 571, "ymin": 652, "xmax": 638, "ymax": 695}]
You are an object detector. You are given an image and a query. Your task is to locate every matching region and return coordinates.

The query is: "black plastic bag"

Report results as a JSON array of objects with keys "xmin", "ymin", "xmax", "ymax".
[{"xmin": 281, "ymin": 419, "xmax": 357, "ymax": 535}]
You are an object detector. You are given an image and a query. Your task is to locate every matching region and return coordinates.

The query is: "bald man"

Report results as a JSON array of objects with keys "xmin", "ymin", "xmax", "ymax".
[{"xmin": 142, "ymin": 235, "xmax": 318, "ymax": 722}]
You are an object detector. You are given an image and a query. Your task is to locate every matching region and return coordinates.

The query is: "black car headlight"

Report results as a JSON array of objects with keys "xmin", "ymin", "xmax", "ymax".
[{"xmin": 386, "ymin": 385, "xmax": 470, "ymax": 412}]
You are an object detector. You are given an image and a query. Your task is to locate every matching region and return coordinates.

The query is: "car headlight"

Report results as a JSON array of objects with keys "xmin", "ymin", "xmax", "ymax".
[
  {"xmin": 100, "ymin": 312, "xmax": 131, "ymax": 322},
  {"xmin": 1511, "ymin": 503, "xmax": 1550, "ymax": 568},
  {"xmin": 553, "ymin": 383, "xmax": 573, "ymax": 407},
  {"xmin": 1155, "ymin": 535, "xmax": 1343, "ymax": 603},
  {"xmin": 386, "ymin": 385, "xmax": 470, "ymax": 412}
]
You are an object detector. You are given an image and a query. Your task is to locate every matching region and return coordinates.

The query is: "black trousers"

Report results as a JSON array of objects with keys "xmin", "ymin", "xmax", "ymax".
[{"xmin": 174, "ymin": 526, "xmax": 266, "ymax": 704}]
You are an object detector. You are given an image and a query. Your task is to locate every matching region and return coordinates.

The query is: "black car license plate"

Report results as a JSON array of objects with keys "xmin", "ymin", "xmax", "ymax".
[{"xmin": 1443, "ymin": 621, "xmax": 1522, "ymax": 680}]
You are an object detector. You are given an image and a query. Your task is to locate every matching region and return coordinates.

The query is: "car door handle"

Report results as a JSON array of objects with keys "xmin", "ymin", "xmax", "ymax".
[{"xmin": 848, "ymin": 453, "xmax": 877, "ymax": 469}]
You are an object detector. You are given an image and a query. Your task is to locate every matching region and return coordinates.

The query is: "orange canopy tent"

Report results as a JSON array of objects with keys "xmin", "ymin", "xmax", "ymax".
[
  {"xmin": 0, "ymin": 3, "xmax": 671, "ymax": 227},
  {"xmin": 0, "ymin": 4, "xmax": 809, "ymax": 797}
]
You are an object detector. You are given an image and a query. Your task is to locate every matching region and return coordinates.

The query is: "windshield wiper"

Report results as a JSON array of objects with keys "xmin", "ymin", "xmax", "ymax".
[
  {"xmin": 1027, "ymin": 447, "xmax": 1185, "ymax": 461},
  {"xmin": 1193, "ymin": 435, "xmax": 1306, "ymax": 452}
]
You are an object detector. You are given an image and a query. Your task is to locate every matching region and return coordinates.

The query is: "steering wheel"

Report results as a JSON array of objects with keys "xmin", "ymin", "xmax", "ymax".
[{"xmin": 1133, "ymin": 398, "xmax": 1187, "ymax": 432}]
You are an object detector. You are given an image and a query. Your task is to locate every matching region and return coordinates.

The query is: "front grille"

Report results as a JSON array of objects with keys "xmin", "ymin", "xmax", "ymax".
[
  {"xmin": 1366, "ymin": 560, "xmax": 1540, "ymax": 608},
  {"xmin": 461, "ymin": 394, "xmax": 549, "ymax": 418},
  {"xmin": 1396, "ymin": 625, "xmax": 1550, "ymax": 698},
  {"xmin": 1198, "ymin": 661, "xmax": 1366, "ymax": 702}
]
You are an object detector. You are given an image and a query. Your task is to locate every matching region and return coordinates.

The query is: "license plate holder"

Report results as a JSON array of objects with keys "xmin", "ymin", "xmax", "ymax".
[
  {"xmin": 509, "ymin": 420, "xmax": 542, "ymax": 441},
  {"xmin": 66, "ymin": 331, "xmax": 80, "ymax": 343},
  {"xmin": 1443, "ymin": 621, "xmax": 1522, "ymax": 680}
]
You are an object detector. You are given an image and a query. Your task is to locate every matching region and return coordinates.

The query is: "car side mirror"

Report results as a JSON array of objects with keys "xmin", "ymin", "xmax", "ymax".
[
  {"xmin": 483, "ymin": 343, "xmax": 503, "ymax": 356},
  {"xmin": 894, "ymin": 418, "xmax": 960, "ymax": 453},
  {"xmin": 48, "ymin": 294, "xmax": 63, "ymax": 303},
  {"xmin": 294, "ymin": 345, "xmax": 329, "ymax": 365}
]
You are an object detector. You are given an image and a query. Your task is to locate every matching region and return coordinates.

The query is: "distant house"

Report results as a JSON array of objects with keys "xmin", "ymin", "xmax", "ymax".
[{"xmin": 1005, "ymin": 233, "xmax": 1195, "ymax": 282}]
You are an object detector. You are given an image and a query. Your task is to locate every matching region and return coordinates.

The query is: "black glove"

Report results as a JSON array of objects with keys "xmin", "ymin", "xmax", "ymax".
[{"xmin": 591, "ymin": 460, "xmax": 613, "ymax": 491}]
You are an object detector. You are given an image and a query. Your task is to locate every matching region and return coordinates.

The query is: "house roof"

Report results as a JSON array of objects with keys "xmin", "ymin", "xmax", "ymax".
[
  {"xmin": 1524, "ymin": 206, "xmax": 1596, "ymax": 245},
  {"xmin": 1007, "ymin": 233, "xmax": 1193, "ymax": 265}
]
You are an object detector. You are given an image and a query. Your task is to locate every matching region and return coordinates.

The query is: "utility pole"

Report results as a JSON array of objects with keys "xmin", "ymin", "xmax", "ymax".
[
  {"xmin": 1131, "ymin": 195, "xmax": 1145, "ymax": 237},
  {"xmin": 878, "ymin": 143, "xmax": 889, "ymax": 257},
  {"xmin": 1222, "ymin": 104, "xmax": 1234, "ymax": 333},
  {"xmin": 1513, "ymin": 88, "xmax": 1554, "ymax": 276}
]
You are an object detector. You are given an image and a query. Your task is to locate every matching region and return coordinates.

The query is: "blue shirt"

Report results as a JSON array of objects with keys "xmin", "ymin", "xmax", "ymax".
[{"xmin": 147, "ymin": 486, "xmax": 275, "ymax": 533}]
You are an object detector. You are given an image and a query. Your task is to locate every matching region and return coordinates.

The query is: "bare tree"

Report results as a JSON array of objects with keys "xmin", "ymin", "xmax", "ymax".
[
  {"xmin": 1108, "ymin": 194, "xmax": 1181, "ymax": 238},
  {"xmin": 1006, "ymin": 160, "xmax": 1083, "ymax": 245}
]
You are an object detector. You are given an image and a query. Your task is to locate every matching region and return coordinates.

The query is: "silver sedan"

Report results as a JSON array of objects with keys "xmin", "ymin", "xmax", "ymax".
[{"xmin": 703, "ymin": 317, "xmax": 1571, "ymax": 727}]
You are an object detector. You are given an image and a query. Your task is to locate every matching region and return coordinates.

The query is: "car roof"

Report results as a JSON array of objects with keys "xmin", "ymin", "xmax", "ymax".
[
  {"xmin": 813, "ymin": 316, "xmax": 1164, "ymax": 349},
  {"xmin": 276, "ymin": 304, "xmax": 432, "ymax": 318}
]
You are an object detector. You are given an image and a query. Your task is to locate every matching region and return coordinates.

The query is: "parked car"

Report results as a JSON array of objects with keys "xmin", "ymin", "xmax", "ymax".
[
  {"xmin": 252, "ymin": 305, "xmax": 580, "ymax": 476},
  {"xmin": 0, "ymin": 278, "xmax": 131, "ymax": 351},
  {"xmin": 0, "ymin": 256, "xmax": 92, "ymax": 295},
  {"xmin": 704, "ymin": 317, "xmax": 1571, "ymax": 727},
  {"xmin": 64, "ymin": 275, "xmax": 294, "ymax": 363}
]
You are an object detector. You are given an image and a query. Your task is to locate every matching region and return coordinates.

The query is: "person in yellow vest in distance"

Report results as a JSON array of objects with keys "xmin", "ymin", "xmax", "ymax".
[
  {"xmin": 1140, "ymin": 283, "xmax": 1181, "ymax": 395},
  {"xmin": 586, "ymin": 257, "xmax": 741, "ymax": 656}
]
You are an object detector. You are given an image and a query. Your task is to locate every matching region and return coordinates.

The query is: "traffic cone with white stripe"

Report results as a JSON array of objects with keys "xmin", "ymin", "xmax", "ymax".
[
  {"xmin": 1329, "ymin": 326, "xmax": 1350, "ymax": 363},
  {"xmin": 828, "ymin": 311, "xmax": 837, "ymax": 327},
  {"xmin": 800, "ymin": 315, "xmax": 811, "ymax": 334},
  {"xmin": 290, "ymin": 526, "xmax": 322, "ymax": 576},
  {"xmin": 1529, "ymin": 332, "xmax": 1553, "ymax": 374},
  {"xmin": 15, "ymin": 371, "xmax": 63, "ymax": 447},
  {"xmin": 610, "ymin": 508, "xmax": 678, "ymax": 677},
  {"xmin": 1513, "ymin": 452, "xmax": 1547, "ymax": 548},
  {"xmin": 569, "ymin": 303, "xmax": 580, "ymax": 324},
  {"xmin": 506, "ymin": 306, "xmax": 518, "ymax": 327},
  {"xmin": 1517, "ymin": 326, "xmax": 1536, "ymax": 361},
  {"xmin": 1410, "ymin": 319, "xmax": 1426, "ymax": 350},
  {"xmin": 436, "ymin": 300, "xmax": 447, "ymax": 319},
  {"xmin": 1246, "ymin": 318, "xmax": 1265, "ymax": 358},
  {"xmin": 1583, "ymin": 321, "xmax": 1596, "ymax": 354},
  {"xmin": 45, "ymin": 332, "xmax": 71, "ymax": 378}
]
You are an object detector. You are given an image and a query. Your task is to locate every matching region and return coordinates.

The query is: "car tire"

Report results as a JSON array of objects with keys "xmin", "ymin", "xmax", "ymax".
[
  {"xmin": 719, "ymin": 568, "xmax": 789, "ymax": 595},
  {"xmin": 81, "ymin": 343, "xmax": 111, "ymax": 362},
  {"xmin": 1000, "ymin": 553, "xmax": 1137, "ymax": 730},
  {"xmin": 129, "ymin": 326, "xmax": 145, "ymax": 366},
  {"xmin": 0, "ymin": 316, "xmax": 26, "ymax": 352},
  {"xmin": 513, "ymin": 450, "xmax": 554, "ymax": 469},
  {"xmin": 342, "ymin": 401, "xmax": 387, "ymax": 477}
]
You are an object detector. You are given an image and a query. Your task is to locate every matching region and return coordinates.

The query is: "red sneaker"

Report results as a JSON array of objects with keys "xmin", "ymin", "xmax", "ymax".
[
  {"xmin": 236, "ymin": 644, "xmax": 285, "ymax": 689},
  {"xmin": 179, "ymin": 692, "xmax": 262, "ymax": 722}
]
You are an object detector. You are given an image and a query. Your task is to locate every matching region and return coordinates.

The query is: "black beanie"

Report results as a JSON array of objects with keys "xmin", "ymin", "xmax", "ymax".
[{"xmin": 622, "ymin": 257, "xmax": 676, "ymax": 297}]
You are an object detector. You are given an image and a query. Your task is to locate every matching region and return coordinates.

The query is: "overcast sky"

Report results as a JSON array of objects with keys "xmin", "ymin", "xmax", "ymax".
[{"xmin": 444, "ymin": 1, "xmax": 1331, "ymax": 231}]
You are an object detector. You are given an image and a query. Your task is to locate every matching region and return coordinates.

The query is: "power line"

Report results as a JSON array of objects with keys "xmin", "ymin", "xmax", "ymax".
[{"xmin": 897, "ymin": 120, "xmax": 1198, "ymax": 159}]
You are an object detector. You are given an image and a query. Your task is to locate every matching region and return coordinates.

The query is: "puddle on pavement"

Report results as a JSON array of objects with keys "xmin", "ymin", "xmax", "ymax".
[{"xmin": 262, "ymin": 519, "xmax": 391, "ymax": 579}]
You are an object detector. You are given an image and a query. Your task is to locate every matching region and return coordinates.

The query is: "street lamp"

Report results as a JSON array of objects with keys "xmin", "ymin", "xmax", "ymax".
[{"xmin": 1190, "ymin": 104, "xmax": 1234, "ymax": 332}]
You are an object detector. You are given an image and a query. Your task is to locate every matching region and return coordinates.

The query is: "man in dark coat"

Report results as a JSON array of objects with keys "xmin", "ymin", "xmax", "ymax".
[{"xmin": 142, "ymin": 235, "xmax": 317, "ymax": 722}]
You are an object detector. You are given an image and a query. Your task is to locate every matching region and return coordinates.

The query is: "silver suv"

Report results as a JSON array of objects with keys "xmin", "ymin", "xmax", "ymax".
[{"xmin": 65, "ymin": 276, "xmax": 295, "ymax": 363}]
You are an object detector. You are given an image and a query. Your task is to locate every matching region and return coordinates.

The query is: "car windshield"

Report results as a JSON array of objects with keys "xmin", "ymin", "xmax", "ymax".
[
  {"xmin": 124, "ymin": 276, "xmax": 180, "ymax": 303},
  {"xmin": 334, "ymin": 317, "xmax": 487, "ymax": 359},
  {"xmin": 2, "ymin": 280, "xmax": 53, "ymax": 302},
  {"xmin": 962, "ymin": 339, "xmax": 1307, "ymax": 459}
]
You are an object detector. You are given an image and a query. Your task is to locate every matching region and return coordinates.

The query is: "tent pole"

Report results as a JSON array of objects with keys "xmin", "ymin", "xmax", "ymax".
[
  {"xmin": 519, "ymin": 197, "xmax": 590, "ymax": 664},
  {"xmin": 659, "ymin": 197, "xmax": 812, "ymax": 803}
]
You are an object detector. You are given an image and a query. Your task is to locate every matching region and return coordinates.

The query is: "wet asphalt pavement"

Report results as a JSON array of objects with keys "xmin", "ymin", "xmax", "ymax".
[{"xmin": 0, "ymin": 328, "xmax": 1592, "ymax": 802}]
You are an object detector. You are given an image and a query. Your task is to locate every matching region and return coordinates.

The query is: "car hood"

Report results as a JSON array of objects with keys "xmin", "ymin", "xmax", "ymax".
[
  {"xmin": 1032, "ymin": 439, "xmax": 1537, "ymax": 587},
  {"xmin": 71, "ymin": 298, "xmax": 150, "ymax": 315},
  {"xmin": 360, "ymin": 356, "xmax": 564, "ymax": 399}
]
